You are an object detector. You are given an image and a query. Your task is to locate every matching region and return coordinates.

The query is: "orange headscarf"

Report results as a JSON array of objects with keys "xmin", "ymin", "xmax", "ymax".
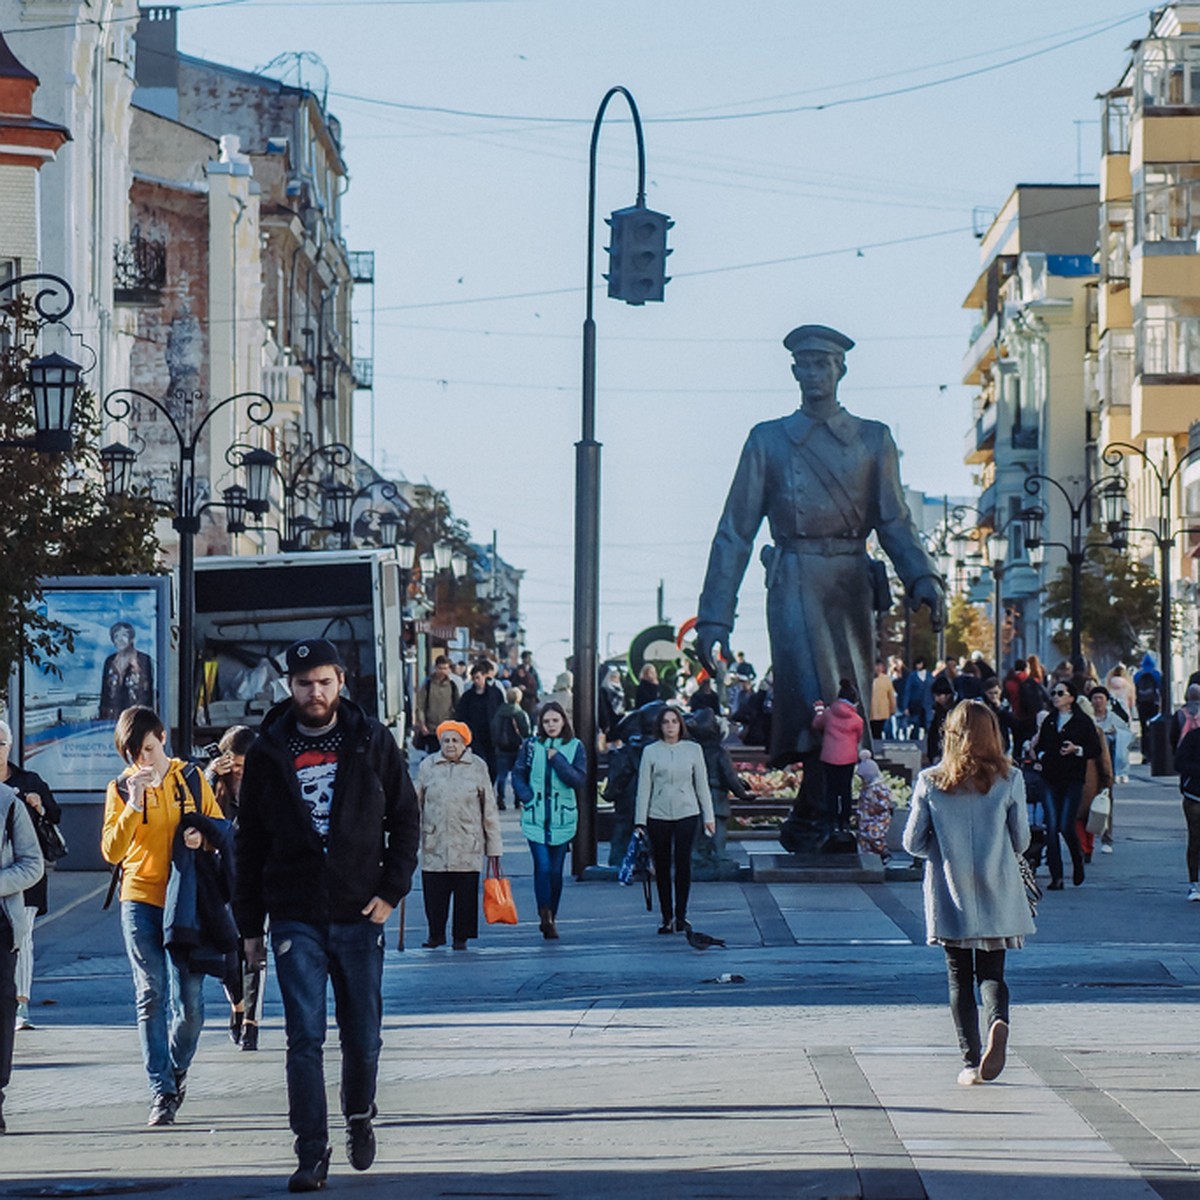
[{"xmin": 435, "ymin": 719, "xmax": 472, "ymax": 746}]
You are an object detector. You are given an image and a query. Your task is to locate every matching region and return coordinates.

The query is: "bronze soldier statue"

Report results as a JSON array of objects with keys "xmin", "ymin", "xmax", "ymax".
[{"xmin": 695, "ymin": 325, "xmax": 945, "ymax": 851}]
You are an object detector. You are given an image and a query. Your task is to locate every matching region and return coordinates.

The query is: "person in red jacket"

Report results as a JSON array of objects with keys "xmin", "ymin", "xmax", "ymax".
[{"xmin": 813, "ymin": 680, "xmax": 866, "ymax": 832}]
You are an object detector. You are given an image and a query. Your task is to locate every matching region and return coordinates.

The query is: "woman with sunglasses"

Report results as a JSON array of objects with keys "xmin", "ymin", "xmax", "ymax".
[{"xmin": 1032, "ymin": 679, "xmax": 1101, "ymax": 889}]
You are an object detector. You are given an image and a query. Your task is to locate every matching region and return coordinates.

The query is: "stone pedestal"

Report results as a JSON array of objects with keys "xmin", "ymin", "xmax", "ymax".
[{"xmin": 750, "ymin": 851, "xmax": 885, "ymax": 884}]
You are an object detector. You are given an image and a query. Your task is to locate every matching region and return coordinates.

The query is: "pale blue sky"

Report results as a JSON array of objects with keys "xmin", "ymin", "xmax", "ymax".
[{"xmin": 179, "ymin": 0, "xmax": 1145, "ymax": 673}]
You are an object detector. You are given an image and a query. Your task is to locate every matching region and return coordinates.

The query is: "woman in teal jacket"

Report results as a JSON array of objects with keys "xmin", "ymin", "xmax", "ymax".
[{"xmin": 512, "ymin": 701, "xmax": 585, "ymax": 940}]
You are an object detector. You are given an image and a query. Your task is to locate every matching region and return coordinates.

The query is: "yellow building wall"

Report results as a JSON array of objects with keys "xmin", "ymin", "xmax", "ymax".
[
  {"xmin": 1133, "ymin": 114, "xmax": 1200, "ymax": 170},
  {"xmin": 1101, "ymin": 155, "xmax": 1131, "ymax": 203},
  {"xmin": 1133, "ymin": 381, "xmax": 1200, "ymax": 437},
  {"xmin": 1099, "ymin": 283, "xmax": 1133, "ymax": 332},
  {"xmin": 1133, "ymin": 253, "xmax": 1200, "ymax": 298}
]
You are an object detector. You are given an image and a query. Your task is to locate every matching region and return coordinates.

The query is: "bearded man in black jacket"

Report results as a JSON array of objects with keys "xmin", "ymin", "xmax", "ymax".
[{"xmin": 235, "ymin": 638, "xmax": 418, "ymax": 1194}]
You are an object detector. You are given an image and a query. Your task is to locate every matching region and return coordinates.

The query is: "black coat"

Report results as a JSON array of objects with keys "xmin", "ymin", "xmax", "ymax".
[
  {"xmin": 456, "ymin": 685, "xmax": 504, "ymax": 758},
  {"xmin": 1034, "ymin": 708, "xmax": 1102, "ymax": 786},
  {"xmin": 234, "ymin": 697, "xmax": 419, "ymax": 937},
  {"xmin": 5, "ymin": 763, "xmax": 59, "ymax": 915},
  {"xmin": 1176, "ymin": 727, "xmax": 1200, "ymax": 798}
]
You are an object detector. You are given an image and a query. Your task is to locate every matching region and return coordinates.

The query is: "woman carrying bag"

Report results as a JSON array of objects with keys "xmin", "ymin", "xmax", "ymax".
[
  {"xmin": 903, "ymin": 701, "xmax": 1034, "ymax": 1086},
  {"xmin": 512, "ymin": 701, "xmax": 585, "ymax": 940},
  {"xmin": 414, "ymin": 720, "xmax": 502, "ymax": 951}
]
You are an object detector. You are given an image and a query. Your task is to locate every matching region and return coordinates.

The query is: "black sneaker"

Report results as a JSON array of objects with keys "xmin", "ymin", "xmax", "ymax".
[
  {"xmin": 229, "ymin": 1010, "xmax": 244, "ymax": 1045},
  {"xmin": 147, "ymin": 1094, "xmax": 177, "ymax": 1127},
  {"xmin": 240, "ymin": 1022, "xmax": 259, "ymax": 1052},
  {"xmin": 288, "ymin": 1147, "xmax": 331, "ymax": 1193},
  {"xmin": 173, "ymin": 1069, "xmax": 187, "ymax": 1112},
  {"xmin": 346, "ymin": 1106, "xmax": 377, "ymax": 1171}
]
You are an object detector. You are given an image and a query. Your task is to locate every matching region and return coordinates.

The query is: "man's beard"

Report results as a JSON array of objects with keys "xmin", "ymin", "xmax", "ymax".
[{"xmin": 296, "ymin": 696, "xmax": 340, "ymax": 729}]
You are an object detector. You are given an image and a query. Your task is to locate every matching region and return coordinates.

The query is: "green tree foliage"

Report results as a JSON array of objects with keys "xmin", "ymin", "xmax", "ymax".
[
  {"xmin": 943, "ymin": 593, "xmax": 994, "ymax": 665},
  {"xmin": 1042, "ymin": 539, "xmax": 1159, "ymax": 663},
  {"xmin": 1, "ymin": 297, "xmax": 160, "ymax": 686}
]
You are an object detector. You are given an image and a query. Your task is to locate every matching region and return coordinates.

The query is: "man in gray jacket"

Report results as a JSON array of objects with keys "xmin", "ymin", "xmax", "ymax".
[{"xmin": 0, "ymin": 780, "xmax": 44, "ymax": 1133}]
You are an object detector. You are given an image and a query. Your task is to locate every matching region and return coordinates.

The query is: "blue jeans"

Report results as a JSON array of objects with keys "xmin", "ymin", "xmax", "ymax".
[
  {"xmin": 1042, "ymin": 777, "xmax": 1084, "ymax": 882},
  {"xmin": 119, "ymin": 900, "xmax": 206, "ymax": 1098},
  {"xmin": 495, "ymin": 751, "xmax": 517, "ymax": 805},
  {"xmin": 271, "ymin": 919, "xmax": 385, "ymax": 1159},
  {"xmin": 528, "ymin": 839, "xmax": 570, "ymax": 914}
]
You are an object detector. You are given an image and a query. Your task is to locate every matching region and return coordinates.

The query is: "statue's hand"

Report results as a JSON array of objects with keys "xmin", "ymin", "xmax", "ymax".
[
  {"xmin": 910, "ymin": 575, "xmax": 946, "ymax": 631},
  {"xmin": 695, "ymin": 622, "xmax": 732, "ymax": 677}
]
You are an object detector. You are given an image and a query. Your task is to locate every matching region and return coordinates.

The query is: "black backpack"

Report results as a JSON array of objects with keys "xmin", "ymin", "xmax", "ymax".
[
  {"xmin": 495, "ymin": 714, "xmax": 523, "ymax": 753},
  {"xmin": 1135, "ymin": 676, "xmax": 1159, "ymax": 708}
]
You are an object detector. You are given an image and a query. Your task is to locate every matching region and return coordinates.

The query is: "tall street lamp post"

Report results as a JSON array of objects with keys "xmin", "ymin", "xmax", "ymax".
[
  {"xmin": 574, "ymin": 86, "xmax": 672, "ymax": 875},
  {"xmin": 988, "ymin": 527, "xmax": 1009, "ymax": 673},
  {"xmin": 1102, "ymin": 441, "xmax": 1200, "ymax": 755},
  {"xmin": 102, "ymin": 387, "xmax": 273, "ymax": 753},
  {"xmin": 1021, "ymin": 472, "xmax": 1125, "ymax": 672}
]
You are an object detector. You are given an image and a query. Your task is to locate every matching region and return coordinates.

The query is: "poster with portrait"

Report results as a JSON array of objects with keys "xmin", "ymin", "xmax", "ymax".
[{"xmin": 16, "ymin": 576, "xmax": 171, "ymax": 794}]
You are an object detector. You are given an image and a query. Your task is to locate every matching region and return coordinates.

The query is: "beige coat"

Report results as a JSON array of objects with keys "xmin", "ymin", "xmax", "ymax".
[{"xmin": 416, "ymin": 750, "xmax": 503, "ymax": 872}]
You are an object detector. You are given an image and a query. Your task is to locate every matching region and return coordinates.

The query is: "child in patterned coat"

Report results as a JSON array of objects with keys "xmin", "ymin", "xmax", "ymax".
[{"xmin": 854, "ymin": 751, "xmax": 894, "ymax": 861}]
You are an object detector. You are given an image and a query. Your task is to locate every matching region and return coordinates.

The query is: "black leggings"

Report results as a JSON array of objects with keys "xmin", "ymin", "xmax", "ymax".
[
  {"xmin": 944, "ymin": 946, "xmax": 1009, "ymax": 1068},
  {"xmin": 1184, "ymin": 798, "xmax": 1200, "ymax": 883},
  {"xmin": 825, "ymin": 762, "xmax": 855, "ymax": 829},
  {"xmin": 647, "ymin": 815, "xmax": 699, "ymax": 925}
]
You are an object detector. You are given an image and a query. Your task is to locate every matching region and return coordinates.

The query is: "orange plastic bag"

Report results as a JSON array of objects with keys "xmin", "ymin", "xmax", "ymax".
[{"xmin": 482, "ymin": 862, "xmax": 518, "ymax": 925}]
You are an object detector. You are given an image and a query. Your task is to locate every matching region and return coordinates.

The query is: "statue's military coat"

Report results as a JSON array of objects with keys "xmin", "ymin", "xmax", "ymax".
[{"xmin": 698, "ymin": 406, "xmax": 938, "ymax": 762}]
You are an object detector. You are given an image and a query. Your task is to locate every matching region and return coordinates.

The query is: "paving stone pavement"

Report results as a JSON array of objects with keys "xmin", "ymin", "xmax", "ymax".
[{"xmin": 1, "ymin": 762, "xmax": 1198, "ymax": 1199}]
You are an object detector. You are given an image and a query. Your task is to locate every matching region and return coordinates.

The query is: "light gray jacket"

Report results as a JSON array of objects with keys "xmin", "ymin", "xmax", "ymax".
[
  {"xmin": 635, "ymin": 740, "xmax": 715, "ymax": 826},
  {"xmin": 415, "ymin": 750, "xmax": 503, "ymax": 872},
  {"xmin": 1, "ymin": 782, "xmax": 44, "ymax": 944},
  {"xmin": 902, "ymin": 766, "xmax": 1034, "ymax": 944}
]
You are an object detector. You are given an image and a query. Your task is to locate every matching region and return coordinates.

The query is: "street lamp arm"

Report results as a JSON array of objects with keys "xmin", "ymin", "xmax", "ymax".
[
  {"xmin": 1120, "ymin": 523, "xmax": 1171, "ymax": 544},
  {"xmin": 284, "ymin": 439, "xmax": 353, "ymax": 489},
  {"xmin": 104, "ymin": 387, "xmax": 187, "ymax": 456},
  {"xmin": 0, "ymin": 272, "xmax": 75, "ymax": 324},
  {"xmin": 187, "ymin": 390, "xmax": 273, "ymax": 455},
  {"xmin": 1023, "ymin": 472, "xmax": 1072, "ymax": 509},
  {"xmin": 949, "ymin": 502, "xmax": 987, "ymax": 527}
]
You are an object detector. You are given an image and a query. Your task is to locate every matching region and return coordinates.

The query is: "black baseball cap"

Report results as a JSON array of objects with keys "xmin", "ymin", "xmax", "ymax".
[{"xmin": 284, "ymin": 638, "xmax": 344, "ymax": 675}]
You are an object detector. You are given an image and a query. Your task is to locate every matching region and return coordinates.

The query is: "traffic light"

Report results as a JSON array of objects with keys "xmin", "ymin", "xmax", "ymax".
[{"xmin": 605, "ymin": 204, "xmax": 673, "ymax": 304}]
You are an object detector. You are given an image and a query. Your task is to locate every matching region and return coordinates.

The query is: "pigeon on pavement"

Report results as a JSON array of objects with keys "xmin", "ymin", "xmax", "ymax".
[{"xmin": 685, "ymin": 927, "xmax": 726, "ymax": 950}]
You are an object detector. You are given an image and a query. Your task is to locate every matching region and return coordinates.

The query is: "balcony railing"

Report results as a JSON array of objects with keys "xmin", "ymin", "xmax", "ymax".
[
  {"xmin": 347, "ymin": 251, "xmax": 375, "ymax": 284},
  {"xmin": 113, "ymin": 234, "xmax": 167, "ymax": 304},
  {"xmin": 353, "ymin": 357, "xmax": 374, "ymax": 389}
]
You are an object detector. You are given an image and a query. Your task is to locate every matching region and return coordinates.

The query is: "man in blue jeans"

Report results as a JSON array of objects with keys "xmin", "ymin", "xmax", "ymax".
[{"xmin": 236, "ymin": 639, "xmax": 419, "ymax": 1192}]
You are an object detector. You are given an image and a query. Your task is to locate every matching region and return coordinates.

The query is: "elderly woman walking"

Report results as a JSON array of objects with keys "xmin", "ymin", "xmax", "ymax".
[
  {"xmin": 903, "ymin": 701, "xmax": 1034, "ymax": 1086},
  {"xmin": 415, "ymin": 720, "xmax": 503, "ymax": 950}
]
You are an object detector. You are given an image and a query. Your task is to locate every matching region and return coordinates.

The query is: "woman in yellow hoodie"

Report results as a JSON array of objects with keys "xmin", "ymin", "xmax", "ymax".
[{"xmin": 102, "ymin": 706, "xmax": 222, "ymax": 1127}]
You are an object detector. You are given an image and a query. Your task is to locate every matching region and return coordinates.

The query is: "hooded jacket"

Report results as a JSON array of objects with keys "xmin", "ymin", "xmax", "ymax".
[
  {"xmin": 1, "ymin": 783, "xmax": 43, "ymax": 946},
  {"xmin": 812, "ymin": 699, "xmax": 865, "ymax": 766},
  {"xmin": 234, "ymin": 696, "xmax": 419, "ymax": 937}
]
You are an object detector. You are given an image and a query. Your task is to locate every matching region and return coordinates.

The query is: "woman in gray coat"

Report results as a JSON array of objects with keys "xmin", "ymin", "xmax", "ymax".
[{"xmin": 903, "ymin": 701, "xmax": 1034, "ymax": 1086}]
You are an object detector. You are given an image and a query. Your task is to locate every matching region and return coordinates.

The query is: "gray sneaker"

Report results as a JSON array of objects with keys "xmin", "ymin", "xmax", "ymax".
[
  {"xmin": 346, "ymin": 1105, "xmax": 377, "ymax": 1171},
  {"xmin": 1188, "ymin": 883, "xmax": 1200, "ymax": 902}
]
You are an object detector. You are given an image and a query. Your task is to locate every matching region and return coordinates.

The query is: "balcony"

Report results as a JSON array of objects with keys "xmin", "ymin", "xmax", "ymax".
[
  {"xmin": 1010, "ymin": 425, "xmax": 1038, "ymax": 452},
  {"xmin": 961, "ymin": 311, "xmax": 1000, "ymax": 386},
  {"xmin": 113, "ymin": 233, "xmax": 166, "ymax": 305},
  {"xmin": 963, "ymin": 404, "xmax": 997, "ymax": 465},
  {"xmin": 347, "ymin": 251, "xmax": 375, "ymax": 284},
  {"xmin": 353, "ymin": 357, "xmax": 374, "ymax": 390},
  {"xmin": 976, "ymin": 482, "xmax": 997, "ymax": 524}
]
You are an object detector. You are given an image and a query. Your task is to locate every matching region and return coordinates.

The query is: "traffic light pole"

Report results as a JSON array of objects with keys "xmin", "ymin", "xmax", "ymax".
[{"xmin": 573, "ymin": 87, "xmax": 647, "ymax": 877}]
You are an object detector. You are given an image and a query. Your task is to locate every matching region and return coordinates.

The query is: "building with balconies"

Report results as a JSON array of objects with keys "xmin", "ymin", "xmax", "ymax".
[{"xmin": 961, "ymin": 184, "xmax": 1099, "ymax": 668}]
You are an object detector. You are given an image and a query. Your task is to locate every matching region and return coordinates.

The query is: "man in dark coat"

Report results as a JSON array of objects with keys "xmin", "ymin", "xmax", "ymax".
[
  {"xmin": 696, "ymin": 325, "xmax": 944, "ymax": 765},
  {"xmin": 235, "ymin": 638, "xmax": 418, "ymax": 1193},
  {"xmin": 456, "ymin": 663, "xmax": 505, "ymax": 781}
]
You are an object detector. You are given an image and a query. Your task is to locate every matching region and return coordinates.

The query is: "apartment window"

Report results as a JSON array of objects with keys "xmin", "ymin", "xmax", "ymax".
[
  {"xmin": 1138, "ymin": 164, "xmax": 1200, "ymax": 243},
  {"xmin": 1103, "ymin": 91, "xmax": 1132, "ymax": 154},
  {"xmin": 1100, "ymin": 330, "xmax": 1135, "ymax": 402},
  {"xmin": 1103, "ymin": 202, "xmax": 1132, "ymax": 280},
  {"xmin": 1137, "ymin": 299, "xmax": 1200, "ymax": 375},
  {"xmin": 1140, "ymin": 39, "xmax": 1200, "ymax": 108}
]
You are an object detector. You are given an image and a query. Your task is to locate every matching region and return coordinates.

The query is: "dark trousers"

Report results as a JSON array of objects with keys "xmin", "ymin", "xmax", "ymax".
[
  {"xmin": 528, "ymin": 839, "xmax": 569, "ymax": 914},
  {"xmin": 647, "ymin": 814, "xmax": 699, "ymax": 925},
  {"xmin": 1, "ymin": 916, "xmax": 14, "ymax": 1104},
  {"xmin": 1185, "ymin": 797, "xmax": 1200, "ymax": 882},
  {"xmin": 270, "ymin": 918, "xmax": 384, "ymax": 1161},
  {"xmin": 869, "ymin": 719, "xmax": 886, "ymax": 739},
  {"xmin": 944, "ymin": 946, "xmax": 1009, "ymax": 1068},
  {"xmin": 1043, "ymin": 778, "xmax": 1084, "ymax": 882},
  {"xmin": 422, "ymin": 870, "xmax": 480, "ymax": 942},
  {"xmin": 825, "ymin": 762, "xmax": 855, "ymax": 829}
]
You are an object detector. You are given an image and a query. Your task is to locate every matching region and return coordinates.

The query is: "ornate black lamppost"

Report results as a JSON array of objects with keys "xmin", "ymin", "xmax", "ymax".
[{"xmin": 101, "ymin": 387, "xmax": 274, "ymax": 753}]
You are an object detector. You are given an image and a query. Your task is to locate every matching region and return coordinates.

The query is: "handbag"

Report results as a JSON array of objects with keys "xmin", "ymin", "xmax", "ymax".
[
  {"xmin": 482, "ymin": 860, "xmax": 518, "ymax": 925},
  {"xmin": 34, "ymin": 811, "xmax": 68, "ymax": 863},
  {"xmin": 1086, "ymin": 788, "xmax": 1111, "ymax": 835},
  {"xmin": 1016, "ymin": 851, "xmax": 1041, "ymax": 918}
]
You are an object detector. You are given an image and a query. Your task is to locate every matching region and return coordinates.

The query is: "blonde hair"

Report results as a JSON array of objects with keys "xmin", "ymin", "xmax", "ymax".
[{"xmin": 930, "ymin": 700, "xmax": 1010, "ymax": 794}]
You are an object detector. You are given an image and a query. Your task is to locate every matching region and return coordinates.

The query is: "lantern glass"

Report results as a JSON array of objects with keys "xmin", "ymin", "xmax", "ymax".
[
  {"xmin": 241, "ymin": 448, "xmax": 277, "ymax": 515},
  {"xmin": 396, "ymin": 540, "xmax": 417, "ymax": 570},
  {"xmin": 1101, "ymin": 482, "xmax": 1126, "ymax": 529},
  {"xmin": 324, "ymin": 483, "xmax": 354, "ymax": 534},
  {"xmin": 990, "ymin": 529, "xmax": 1009, "ymax": 564},
  {"xmin": 379, "ymin": 512, "xmax": 400, "ymax": 547},
  {"xmin": 99, "ymin": 441, "xmax": 137, "ymax": 499},
  {"xmin": 1028, "ymin": 543, "xmax": 1045, "ymax": 568},
  {"xmin": 419, "ymin": 553, "xmax": 437, "ymax": 577},
  {"xmin": 1021, "ymin": 508, "xmax": 1043, "ymax": 548},
  {"xmin": 451, "ymin": 551, "xmax": 469, "ymax": 579},
  {"xmin": 951, "ymin": 532, "xmax": 970, "ymax": 564},
  {"xmin": 28, "ymin": 352, "xmax": 82, "ymax": 452},
  {"xmin": 433, "ymin": 540, "xmax": 453, "ymax": 572},
  {"xmin": 223, "ymin": 484, "xmax": 248, "ymax": 534}
]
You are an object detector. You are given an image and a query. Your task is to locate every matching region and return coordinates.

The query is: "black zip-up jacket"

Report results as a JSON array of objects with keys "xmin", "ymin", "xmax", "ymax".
[
  {"xmin": 234, "ymin": 696, "xmax": 419, "ymax": 937},
  {"xmin": 1176, "ymin": 727, "xmax": 1200, "ymax": 798}
]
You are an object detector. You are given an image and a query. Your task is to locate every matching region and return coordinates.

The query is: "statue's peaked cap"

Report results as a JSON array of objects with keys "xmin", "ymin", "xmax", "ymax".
[{"xmin": 783, "ymin": 325, "xmax": 855, "ymax": 355}]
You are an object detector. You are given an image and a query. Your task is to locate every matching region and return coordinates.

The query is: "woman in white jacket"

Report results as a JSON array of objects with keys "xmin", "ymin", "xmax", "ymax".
[
  {"xmin": 903, "ymin": 701, "xmax": 1034, "ymax": 1086},
  {"xmin": 1, "ymin": 781, "xmax": 44, "ymax": 1132},
  {"xmin": 634, "ymin": 707, "xmax": 715, "ymax": 934}
]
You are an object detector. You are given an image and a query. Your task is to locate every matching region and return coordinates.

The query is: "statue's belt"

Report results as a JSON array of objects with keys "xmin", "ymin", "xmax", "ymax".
[{"xmin": 774, "ymin": 536, "xmax": 864, "ymax": 556}]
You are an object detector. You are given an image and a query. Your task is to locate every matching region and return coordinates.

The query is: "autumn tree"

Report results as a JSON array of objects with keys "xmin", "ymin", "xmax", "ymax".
[
  {"xmin": 942, "ymin": 593, "xmax": 994, "ymax": 664},
  {"xmin": 1, "ymin": 295, "xmax": 160, "ymax": 694}
]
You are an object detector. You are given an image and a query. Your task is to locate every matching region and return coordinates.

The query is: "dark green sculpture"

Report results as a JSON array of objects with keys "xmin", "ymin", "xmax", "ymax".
[{"xmin": 695, "ymin": 325, "xmax": 945, "ymax": 851}]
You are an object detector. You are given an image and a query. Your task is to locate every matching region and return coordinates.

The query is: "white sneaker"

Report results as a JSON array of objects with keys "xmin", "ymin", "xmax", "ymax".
[
  {"xmin": 1188, "ymin": 884, "xmax": 1200, "ymax": 902},
  {"xmin": 957, "ymin": 1066, "xmax": 981, "ymax": 1086},
  {"xmin": 14, "ymin": 1001, "xmax": 33, "ymax": 1031},
  {"xmin": 1100, "ymin": 843, "xmax": 1113, "ymax": 855}
]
